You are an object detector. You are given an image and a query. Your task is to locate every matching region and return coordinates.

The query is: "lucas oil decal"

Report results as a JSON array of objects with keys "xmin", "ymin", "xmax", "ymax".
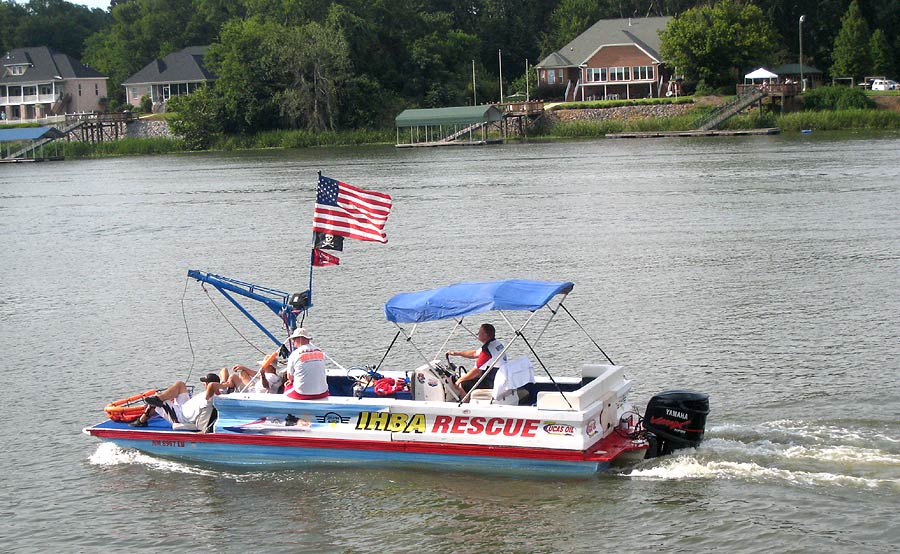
[
  {"xmin": 542, "ymin": 422, "xmax": 575, "ymax": 436},
  {"xmin": 356, "ymin": 412, "xmax": 541, "ymax": 437}
]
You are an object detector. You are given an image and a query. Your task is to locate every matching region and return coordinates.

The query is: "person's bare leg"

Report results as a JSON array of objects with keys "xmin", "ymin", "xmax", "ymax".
[{"xmin": 156, "ymin": 381, "xmax": 188, "ymax": 402}]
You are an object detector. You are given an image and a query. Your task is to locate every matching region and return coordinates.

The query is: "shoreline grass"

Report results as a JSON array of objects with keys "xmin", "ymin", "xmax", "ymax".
[
  {"xmin": 541, "ymin": 107, "xmax": 900, "ymax": 138},
  {"xmin": 62, "ymin": 128, "xmax": 394, "ymax": 158},
  {"xmin": 52, "ymin": 106, "xmax": 900, "ymax": 159}
]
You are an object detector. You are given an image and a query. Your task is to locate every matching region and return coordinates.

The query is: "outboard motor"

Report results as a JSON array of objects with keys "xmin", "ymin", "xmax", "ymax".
[{"xmin": 643, "ymin": 390, "xmax": 709, "ymax": 459}]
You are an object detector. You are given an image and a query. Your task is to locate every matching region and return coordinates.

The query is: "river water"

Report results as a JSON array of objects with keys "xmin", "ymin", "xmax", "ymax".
[{"xmin": 1, "ymin": 134, "xmax": 898, "ymax": 553}]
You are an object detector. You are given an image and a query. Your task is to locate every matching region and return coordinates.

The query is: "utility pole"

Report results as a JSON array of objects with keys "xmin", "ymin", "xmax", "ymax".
[
  {"xmin": 498, "ymin": 49, "xmax": 504, "ymax": 104},
  {"xmin": 525, "ymin": 59, "xmax": 530, "ymax": 101},
  {"xmin": 799, "ymin": 15, "xmax": 806, "ymax": 92},
  {"xmin": 472, "ymin": 60, "xmax": 477, "ymax": 105}
]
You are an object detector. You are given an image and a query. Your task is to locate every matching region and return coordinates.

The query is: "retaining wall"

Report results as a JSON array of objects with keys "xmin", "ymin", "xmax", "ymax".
[
  {"xmin": 548, "ymin": 103, "xmax": 694, "ymax": 124},
  {"xmin": 125, "ymin": 119, "xmax": 174, "ymax": 139}
]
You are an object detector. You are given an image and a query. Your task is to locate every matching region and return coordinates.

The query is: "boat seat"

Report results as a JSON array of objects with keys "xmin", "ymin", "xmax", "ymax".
[{"xmin": 492, "ymin": 357, "xmax": 534, "ymax": 405}]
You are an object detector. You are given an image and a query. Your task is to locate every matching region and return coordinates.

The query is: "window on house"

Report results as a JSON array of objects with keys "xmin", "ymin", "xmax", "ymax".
[
  {"xmin": 95, "ymin": 83, "xmax": 99, "ymax": 95},
  {"xmin": 78, "ymin": 84, "xmax": 82, "ymax": 96},
  {"xmin": 586, "ymin": 68, "xmax": 602, "ymax": 82},
  {"xmin": 631, "ymin": 66, "xmax": 655, "ymax": 80},
  {"xmin": 8, "ymin": 65, "xmax": 26, "ymax": 76},
  {"xmin": 548, "ymin": 70, "xmax": 556, "ymax": 84}
]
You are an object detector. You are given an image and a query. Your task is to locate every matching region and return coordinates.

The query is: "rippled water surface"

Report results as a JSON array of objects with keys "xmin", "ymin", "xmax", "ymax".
[{"xmin": 1, "ymin": 134, "xmax": 898, "ymax": 553}]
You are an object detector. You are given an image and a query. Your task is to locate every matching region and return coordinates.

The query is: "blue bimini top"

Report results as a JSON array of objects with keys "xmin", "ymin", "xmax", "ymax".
[{"xmin": 384, "ymin": 279, "xmax": 574, "ymax": 324}]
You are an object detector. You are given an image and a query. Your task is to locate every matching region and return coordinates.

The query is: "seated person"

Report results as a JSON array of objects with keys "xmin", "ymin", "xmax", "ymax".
[
  {"xmin": 446, "ymin": 323, "xmax": 508, "ymax": 394},
  {"xmin": 284, "ymin": 327, "xmax": 329, "ymax": 400},
  {"xmin": 129, "ymin": 373, "xmax": 226, "ymax": 431},
  {"xmin": 219, "ymin": 356, "xmax": 284, "ymax": 394}
]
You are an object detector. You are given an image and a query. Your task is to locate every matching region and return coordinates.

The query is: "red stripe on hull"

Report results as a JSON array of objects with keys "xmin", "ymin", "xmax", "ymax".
[{"xmin": 87, "ymin": 427, "xmax": 647, "ymax": 463}]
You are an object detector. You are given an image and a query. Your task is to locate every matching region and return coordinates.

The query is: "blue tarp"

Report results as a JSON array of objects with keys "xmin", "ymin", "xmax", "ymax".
[
  {"xmin": 384, "ymin": 280, "xmax": 575, "ymax": 323},
  {"xmin": 0, "ymin": 126, "xmax": 65, "ymax": 142}
]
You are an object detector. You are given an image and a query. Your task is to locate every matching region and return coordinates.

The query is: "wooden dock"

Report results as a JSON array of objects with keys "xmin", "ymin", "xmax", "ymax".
[
  {"xmin": 396, "ymin": 138, "xmax": 503, "ymax": 148},
  {"xmin": 607, "ymin": 128, "xmax": 780, "ymax": 139}
]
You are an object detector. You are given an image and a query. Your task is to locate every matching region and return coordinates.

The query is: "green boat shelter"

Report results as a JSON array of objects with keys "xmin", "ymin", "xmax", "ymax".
[
  {"xmin": 395, "ymin": 105, "xmax": 503, "ymax": 147},
  {"xmin": 0, "ymin": 126, "xmax": 66, "ymax": 161}
]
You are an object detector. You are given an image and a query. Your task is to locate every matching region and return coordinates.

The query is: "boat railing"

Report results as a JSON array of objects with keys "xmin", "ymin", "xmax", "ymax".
[{"xmin": 535, "ymin": 364, "xmax": 625, "ymax": 411}]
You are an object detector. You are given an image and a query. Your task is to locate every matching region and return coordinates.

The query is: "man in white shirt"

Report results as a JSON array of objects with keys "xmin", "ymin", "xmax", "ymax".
[
  {"xmin": 129, "ymin": 373, "xmax": 226, "ymax": 431},
  {"xmin": 284, "ymin": 327, "xmax": 329, "ymax": 400}
]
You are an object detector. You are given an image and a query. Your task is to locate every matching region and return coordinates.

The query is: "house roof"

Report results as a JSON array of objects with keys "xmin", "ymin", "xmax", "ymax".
[
  {"xmin": 122, "ymin": 46, "xmax": 217, "ymax": 85},
  {"xmin": 772, "ymin": 63, "xmax": 822, "ymax": 75},
  {"xmin": 395, "ymin": 105, "xmax": 503, "ymax": 128},
  {"xmin": 1, "ymin": 47, "xmax": 106, "ymax": 85},
  {"xmin": 537, "ymin": 17, "xmax": 672, "ymax": 69},
  {"xmin": 0, "ymin": 126, "xmax": 65, "ymax": 142},
  {"xmin": 539, "ymin": 51, "xmax": 574, "ymax": 69}
]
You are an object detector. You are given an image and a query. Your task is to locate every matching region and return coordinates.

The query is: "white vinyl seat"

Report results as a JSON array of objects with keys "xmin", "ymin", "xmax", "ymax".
[{"xmin": 492, "ymin": 357, "xmax": 535, "ymax": 404}]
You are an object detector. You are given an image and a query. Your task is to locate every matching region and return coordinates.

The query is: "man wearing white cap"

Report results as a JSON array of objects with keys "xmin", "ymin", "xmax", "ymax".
[{"xmin": 284, "ymin": 327, "xmax": 329, "ymax": 400}]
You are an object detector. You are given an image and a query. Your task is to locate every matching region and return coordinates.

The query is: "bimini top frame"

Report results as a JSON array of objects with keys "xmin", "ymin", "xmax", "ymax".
[{"xmin": 382, "ymin": 279, "xmax": 613, "ymax": 406}]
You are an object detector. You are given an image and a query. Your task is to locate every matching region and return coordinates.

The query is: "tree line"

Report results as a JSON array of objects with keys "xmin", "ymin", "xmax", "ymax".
[{"xmin": 2, "ymin": 0, "xmax": 898, "ymax": 136}]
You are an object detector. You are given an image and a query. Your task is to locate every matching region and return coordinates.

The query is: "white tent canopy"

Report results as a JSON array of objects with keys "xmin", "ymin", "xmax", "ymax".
[{"xmin": 744, "ymin": 67, "xmax": 778, "ymax": 81}]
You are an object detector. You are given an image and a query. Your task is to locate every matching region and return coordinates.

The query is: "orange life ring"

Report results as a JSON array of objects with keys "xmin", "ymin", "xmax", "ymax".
[
  {"xmin": 374, "ymin": 377, "xmax": 407, "ymax": 396},
  {"xmin": 104, "ymin": 389, "xmax": 157, "ymax": 422}
]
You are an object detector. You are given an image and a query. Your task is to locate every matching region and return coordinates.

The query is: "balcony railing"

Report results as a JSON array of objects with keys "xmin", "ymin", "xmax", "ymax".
[{"xmin": 0, "ymin": 93, "xmax": 63, "ymax": 106}]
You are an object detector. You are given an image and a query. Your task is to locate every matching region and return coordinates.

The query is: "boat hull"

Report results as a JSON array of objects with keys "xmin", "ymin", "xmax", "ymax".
[
  {"xmin": 85, "ymin": 419, "xmax": 646, "ymax": 477},
  {"xmin": 86, "ymin": 364, "xmax": 648, "ymax": 476}
]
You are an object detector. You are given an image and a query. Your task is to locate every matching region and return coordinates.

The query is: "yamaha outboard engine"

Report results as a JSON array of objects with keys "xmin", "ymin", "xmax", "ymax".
[{"xmin": 643, "ymin": 390, "xmax": 709, "ymax": 459}]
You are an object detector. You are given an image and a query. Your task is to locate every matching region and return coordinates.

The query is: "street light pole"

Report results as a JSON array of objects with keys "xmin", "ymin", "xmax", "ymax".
[{"xmin": 799, "ymin": 15, "xmax": 806, "ymax": 91}]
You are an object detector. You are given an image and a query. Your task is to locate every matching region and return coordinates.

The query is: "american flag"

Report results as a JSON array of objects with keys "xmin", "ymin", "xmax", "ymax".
[{"xmin": 313, "ymin": 175, "xmax": 392, "ymax": 243}]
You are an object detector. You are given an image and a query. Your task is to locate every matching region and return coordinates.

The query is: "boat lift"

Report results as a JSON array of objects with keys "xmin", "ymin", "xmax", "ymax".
[{"xmin": 187, "ymin": 270, "xmax": 310, "ymax": 348}]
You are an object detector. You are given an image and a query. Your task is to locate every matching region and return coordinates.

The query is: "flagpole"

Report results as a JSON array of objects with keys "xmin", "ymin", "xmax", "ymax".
[{"xmin": 308, "ymin": 171, "xmax": 320, "ymax": 311}]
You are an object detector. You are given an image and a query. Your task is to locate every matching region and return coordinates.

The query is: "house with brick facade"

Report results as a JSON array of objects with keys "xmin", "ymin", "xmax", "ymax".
[{"xmin": 536, "ymin": 17, "xmax": 672, "ymax": 102}]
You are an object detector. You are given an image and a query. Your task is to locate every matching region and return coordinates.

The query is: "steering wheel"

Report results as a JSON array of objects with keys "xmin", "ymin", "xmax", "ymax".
[
  {"xmin": 444, "ymin": 353, "xmax": 462, "ymax": 378},
  {"xmin": 347, "ymin": 366, "xmax": 380, "ymax": 391}
]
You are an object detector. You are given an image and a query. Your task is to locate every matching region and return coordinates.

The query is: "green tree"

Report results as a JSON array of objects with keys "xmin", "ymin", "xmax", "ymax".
[
  {"xmin": 660, "ymin": 0, "xmax": 780, "ymax": 90},
  {"xmin": 82, "ymin": 0, "xmax": 227, "ymax": 100},
  {"xmin": 540, "ymin": 0, "xmax": 603, "ymax": 57},
  {"xmin": 830, "ymin": 0, "xmax": 870, "ymax": 81},
  {"xmin": 869, "ymin": 29, "xmax": 894, "ymax": 78},
  {"xmin": 167, "ymin": 85, "xmax": 222, "ymax": 149},
  {"xmin": 273, "ymin": 19, "xmax": 351, "ymax": 130},
  {"xmin": 3, "ymin": 0, "xmax": 108, "ymax": 59},
  {"xmin": 0, "ymin": 1, "xmax": 28, "ymax": 54},
  {"xmin": 205, "ymin": 16, "xmax": 282, "ymax": 133}
]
